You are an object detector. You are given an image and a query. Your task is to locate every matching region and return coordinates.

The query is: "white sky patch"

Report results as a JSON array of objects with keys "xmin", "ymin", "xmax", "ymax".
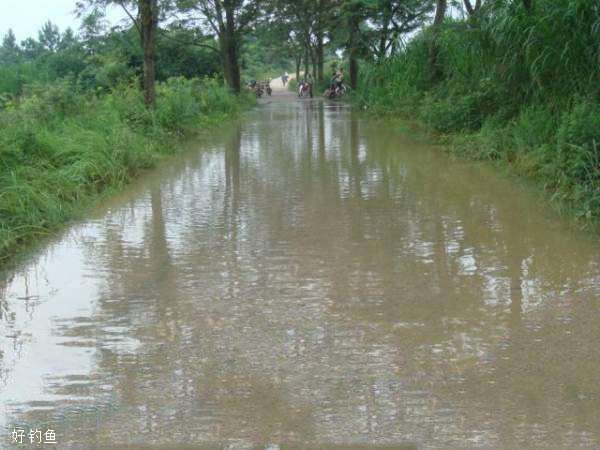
[
  {"xmin": 0, "ymin": 0, "xmax": 469, "ymax": 44},
  {"xmin": 0, "ymin": 0, "xmax": 127, "ymax": 42}
]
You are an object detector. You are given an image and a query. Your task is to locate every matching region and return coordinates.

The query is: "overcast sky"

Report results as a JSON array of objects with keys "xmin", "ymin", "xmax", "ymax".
[
  {"xmin": 1, "ymin": 0, "xmax": 462, "ymax": 44},
  {"xmin": 0, "ymin": 0, "xmax": 126, "ymax": 42}
]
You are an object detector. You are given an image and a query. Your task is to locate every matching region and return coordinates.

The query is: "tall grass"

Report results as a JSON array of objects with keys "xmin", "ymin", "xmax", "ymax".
[
  {"xmin": 357, "ymin": 0, "xmax": 600, "ymax": 223},
  {"xmin": 0, "ymin": 77, "xmax": 253, "ymax": 263}
]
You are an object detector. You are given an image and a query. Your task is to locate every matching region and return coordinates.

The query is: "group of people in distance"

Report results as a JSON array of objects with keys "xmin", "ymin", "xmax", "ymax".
[{"xmin": 281, "ymin": 67, "xmax": 346, "ymax": 99}]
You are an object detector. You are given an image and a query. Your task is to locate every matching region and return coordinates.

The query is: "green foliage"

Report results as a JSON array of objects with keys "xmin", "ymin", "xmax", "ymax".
[
  {"xmin": 0, "ymin": 77, "xmax": 251, "ymax": 262},
  {"xmin": 154, "ymin": 77, "xmax": 242, "ymax": 134},
  {"xmin": 357, "ymin": 0, "xmax": 600, "ymax": 223},
  {"xmin": 155, "ymin": 28, "xmax": 221, "ymax": 81},
  {"xmin": 0, "ymin": 22, "xmax": 223, "ymax": 98},
  {"xmin": 0, "ymin": 64, "xmax": 31, "ymax": 97},
  {"xmin": 287, "ymin": 78, "xmax": 298, "ymax": 92},
  {"xmin": 77, "ymin": 51, "xmax": 136, "ymax": 92},
  {"xmin": 0, "ymin": 29, "xmax": 21, "ymax": 64},
  {"xmin": 241, "ymin": 30, "xmax": 293, "ymax": 81}
]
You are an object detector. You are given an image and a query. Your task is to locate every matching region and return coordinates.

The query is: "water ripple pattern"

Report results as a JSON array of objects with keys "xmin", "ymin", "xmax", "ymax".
[{"xmin": 1, "ymin": 99, "xmax": 600, "ymax": 449}]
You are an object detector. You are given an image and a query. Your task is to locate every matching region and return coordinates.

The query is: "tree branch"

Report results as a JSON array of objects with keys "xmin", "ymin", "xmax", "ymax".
[
  {"xmin": 117, "ymin": 0, "xmax": 142, "ymax": 36},
  {"xmin": 157, "ymin": 27, "xmax": 220, "ymax": 53}
]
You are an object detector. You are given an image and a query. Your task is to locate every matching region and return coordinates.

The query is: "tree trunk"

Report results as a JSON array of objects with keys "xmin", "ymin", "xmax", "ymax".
[
  {"xmin": 316, "ymin": 32, "xmax": 324, "ymax": 83},
  {"xmin": 316, "ymin": 0, "xmax": 325, "ymax": 83},
  {"xmin": 220, "ymin": 37, "xmax": 232, "ymax": 87},
  {"xmin": 463, "ymin": 0, "xmax": 473, "ymax": 15},
  {"xmin": 222, "ymin": 4, "xmax": 241, "ymax": 93},
  {"xmin": 304, "ymin": 47, "xmax": 309, "ymax": 80},
  {"xmin": 140, "ymin": 0, "xmax": 157, "ymax": 107},
  {"xmin": 349, "ymin": 53, "xmax": 358, "ymax": 90},
  {"xmin": 295, "ymin": 54, "xmax": 301, "ymax": 82},
  {"xmin": 378, "ymin": 5, "xmax": 391, "ymax": 59},
  {"xmin": 219, "ymin": 34, "xmax": 241, "ymax": 93},
  {"xmin": 227, "ymin": 41, "xmax": 241, "ymax": 93},
  {"xmin": 378, "ymin": 28, "xmax": 387, "ymax": 60},
  {"xmin": 348, "ymin": 14, "xmax": 360, "ymax": 89},
  {"xmin": 463, "ymin": 0, "xmax": 481, "ymax": 16},
  {"xmin": 428, "ymin": 0, "xmax": 447, "ymax": 83},
  {"xmin": 304, "ymin": 33, "xmax": 317, "ymax": 83}
]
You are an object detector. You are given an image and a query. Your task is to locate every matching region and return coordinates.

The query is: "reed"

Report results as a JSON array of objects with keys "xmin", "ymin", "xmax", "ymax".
[
  {"xmin": 357, "ymin": 0, "xmax": 600, "ymax": 224},
  {"xmin": 0, "ymin": 77, "xmax": 253, "ymax": 263}
]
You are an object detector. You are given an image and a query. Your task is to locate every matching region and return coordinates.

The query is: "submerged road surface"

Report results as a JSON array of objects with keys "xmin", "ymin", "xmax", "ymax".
[{"xmin": 1, "ymin": 95, "xmax": 600, "ymax": 449}]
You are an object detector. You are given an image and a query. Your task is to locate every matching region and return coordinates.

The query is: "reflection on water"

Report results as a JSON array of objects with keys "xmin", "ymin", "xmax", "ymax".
[{"xmin": 1, "ymin": 99, "xmax": 600, "ymax": 448}]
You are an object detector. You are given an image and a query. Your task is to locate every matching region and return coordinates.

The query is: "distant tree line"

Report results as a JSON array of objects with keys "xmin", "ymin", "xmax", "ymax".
[{"xmin": 0, "ymin": 0, "xmax": 568, "ymax": 108}]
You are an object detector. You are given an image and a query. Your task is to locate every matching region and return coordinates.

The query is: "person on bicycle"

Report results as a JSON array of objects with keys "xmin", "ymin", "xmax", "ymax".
[
  {"xmin": 331, "ymin": 68, "xmax": 344, "ymax": 93},
  {"xmin": 298, "ymin": 77, "xmax": 305, "ymax": 96}
]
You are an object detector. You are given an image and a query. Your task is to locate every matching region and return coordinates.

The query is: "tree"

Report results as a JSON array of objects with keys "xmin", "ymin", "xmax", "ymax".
[
  {"xmin": 21, "ymin": 37, "xmax": 44, "ymax": 60},
  {"xmin": 139, "ymin": 0, "xmax": 158, "ymax": 105},
  {"xmin": 38, "ymin": 21, "xmax": 61, "ymax": 52},
  {"xmin": 77, "ymin": 0, "xmax": 160, "ymax": 106},
  {"xmin": 339, "ymin": 0, "xmax": 369, "ymax": 89},
  {"xmin": 269, "ymin": 0, "xmax": 333, "ymax": 84},
  {"xmin": 307, "ymin": 0, "xmax": 333, "ymax": 83},
  {"xmin": 156, "ymin": 25, "xmax": 222, "ymax": 79},
  {"xmin": 79, "ymin": 7, "xmax": 109, "ymax": 50},
  {"xmin": 280, "ymin": 27, "xmax": 305, "ymax": 81},
  {"xmin": 463, "ymin": 0, "xmax": 481, "ymax": 16},
  {"xmin": 428, "ymin": 0, "xmax": 446, "ymax": 82},
  {"xmin": 367, "ymin": 0, "xmax": 434, "ymax": 59},
  {"xmin": 0, "ymin": 29, "xmax": 21, "ymax": 64},
  {"xmin": 59, "ymin": 28, "xmax": 79, "ymax": 51},
  {"xmin": 45, "ymin": 28, "xmax": 88, "ymax": 79},
  {"xmin": 177, "ymin": 0, "xmax": 262, "ymax": 93},
  {"xmin": 269, "ymin": 0, "xmax": 310, "ymax": 80}
]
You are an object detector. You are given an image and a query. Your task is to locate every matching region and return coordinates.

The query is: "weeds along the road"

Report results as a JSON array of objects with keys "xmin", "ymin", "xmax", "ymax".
[
  {"xmin": 0, "ymin": 77, "xmax": 254, "ymax": 264},
  {"xmin": 355, "ymin": 0, "xmax": 600, "ymax": 226}
]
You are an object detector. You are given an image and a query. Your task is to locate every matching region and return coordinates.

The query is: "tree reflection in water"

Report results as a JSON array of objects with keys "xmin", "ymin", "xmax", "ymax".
[{"xmin": 0, "ymin": 99, "xmax": 599, "ymax": 448}]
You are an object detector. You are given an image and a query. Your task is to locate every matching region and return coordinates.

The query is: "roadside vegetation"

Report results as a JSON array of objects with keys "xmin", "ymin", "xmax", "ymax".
[
  {"xmin": 0, "ymin": 8, "xmax": 253, "ymax": 263},
  {"xmin": 1, "ymin": 0, "xmax": 598, "ymax": 263},
  {"xmin": 355, "ymin": 0, "xmax": 600, "ymax": 223},
  {"xmin": 0, "ymin": 77, "xmax": 249, "ymax": 262}
]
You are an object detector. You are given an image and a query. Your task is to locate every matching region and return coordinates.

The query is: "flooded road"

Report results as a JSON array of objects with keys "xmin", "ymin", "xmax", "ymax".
[{"xmin": 2, "ymin": 97, "xmax": 600, "ymax": 448}]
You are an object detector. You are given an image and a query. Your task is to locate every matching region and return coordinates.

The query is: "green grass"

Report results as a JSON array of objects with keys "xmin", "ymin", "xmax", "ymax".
[
  {"xmin": 356, "ymin": 0, "xmax": 600, "ymax": 226},
  {"xmin": 287, "ymin": 78, "xmax": 298, "ymax": 92},
  {"xmin": 0, "ymin": 77, "xmax": 254, "ymax": 264}
]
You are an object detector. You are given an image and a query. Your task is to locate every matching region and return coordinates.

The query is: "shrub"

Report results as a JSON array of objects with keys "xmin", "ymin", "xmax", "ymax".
[
  {"xmin": 0, "ymin": 76, "xmax": 249, "ymax": 262},
  {"xmin": 357, "ymin": 0, "xmax": 600, "ymax": 223}
]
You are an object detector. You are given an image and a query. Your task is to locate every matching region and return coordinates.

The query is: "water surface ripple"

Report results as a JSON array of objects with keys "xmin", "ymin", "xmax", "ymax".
[{"xmin": 1, "ymin": 99, "xmax": 600, "ymax": 448}]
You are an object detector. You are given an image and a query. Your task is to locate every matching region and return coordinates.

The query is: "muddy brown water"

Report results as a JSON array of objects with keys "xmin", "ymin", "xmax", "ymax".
[{"xmin": 1, "ymin": 98, "xmax": 600, "ymax": 449}]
